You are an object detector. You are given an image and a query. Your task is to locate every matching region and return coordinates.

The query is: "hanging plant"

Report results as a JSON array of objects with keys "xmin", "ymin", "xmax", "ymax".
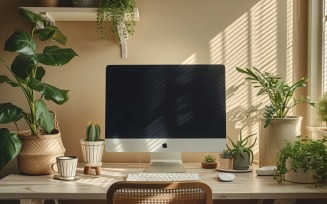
[{"xmin": 97, "ymin": 0, "xmax": 136, "ymax": 43}]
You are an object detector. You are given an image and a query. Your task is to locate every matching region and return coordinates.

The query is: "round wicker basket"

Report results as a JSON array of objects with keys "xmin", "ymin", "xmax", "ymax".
[
  {"xmin": 71, "ymin": 0, "xmax": 98, "ymax": 7},
  {"xmin": 35, "ymin": 0, "xmax": 59, "ymax": 7},
  {"xmin": 17, "ymin": 129, "xmax": 65, "ymax": 175}
]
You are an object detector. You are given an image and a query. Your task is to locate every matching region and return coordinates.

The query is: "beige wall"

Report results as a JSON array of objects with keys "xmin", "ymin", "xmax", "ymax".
[{"xmin": 0, "ymin": 0, "xmax": 301, "ymax": 168}]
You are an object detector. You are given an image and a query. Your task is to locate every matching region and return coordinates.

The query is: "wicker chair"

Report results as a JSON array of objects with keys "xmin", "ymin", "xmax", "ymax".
[{"xmin": 107, "ymin": 181, "xmax": 213, "ymax": 204}]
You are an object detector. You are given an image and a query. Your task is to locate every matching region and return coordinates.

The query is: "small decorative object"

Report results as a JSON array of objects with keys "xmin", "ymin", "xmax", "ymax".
[
  {"xmin": 81, "ymin": 122, "xmax": 105, "ymax": 175},
  {"xmin": 218, "ymin": 149, "xmax": 233, "ymax": 169},
  {"xmin": 96, "ymin": 0, "xmax": 136, "ymax": 43},
  {"xmin": 274, "ymin": 136, "xmax": 327, "ymax": 184},
  {"xmin": 71, "ymin": 0, "xmax": 98, "ymax": 7},
  {"xmin": 35, "ymin": 0, "xmax": 59, "ymax": 7},
  {"xmin": 201, "ymin": 154, "xmax": 218, "ymax": 169},
  {"xmin": 236, "ymin": 67, "xmax": 315, "ymax": 167},
  {"xmin": 0, "ymin": 8, "xmax": 77, "ymax": 174},
  {"xmin": 227, "ymin": 129, "xmax": 257, "ymax": 170}
]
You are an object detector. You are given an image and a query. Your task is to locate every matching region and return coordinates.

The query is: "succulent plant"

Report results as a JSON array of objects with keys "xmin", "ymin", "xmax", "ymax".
[
  {"xmin": 86, "ymin": 122, "xmax": 101, "ymax": 141},
  {"xmin": 203, "ymin": 154, "xmax": 217, "ymax": 163},
  {"xmin": 219, "ymin": 149, "xmax": 233, "ymax": 159}
]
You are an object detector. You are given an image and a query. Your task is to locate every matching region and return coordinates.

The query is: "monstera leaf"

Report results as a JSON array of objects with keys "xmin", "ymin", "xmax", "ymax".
[
  {"xmin": 0, "ymin": 103, "xmax": 22, "ymax": 124},
  {"xmin": 0, "ymin": 128, "xmax": 21, "ymax": 171}
]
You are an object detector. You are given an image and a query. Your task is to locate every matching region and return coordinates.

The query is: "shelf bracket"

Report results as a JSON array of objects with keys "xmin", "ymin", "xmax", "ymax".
[
  {"xmin": 117, "ymin": 21, "xmax": 128, "ymax": 58},
  {"xmin": 39, "ymin": 12, "xmax": 55, "ymax": 26}
]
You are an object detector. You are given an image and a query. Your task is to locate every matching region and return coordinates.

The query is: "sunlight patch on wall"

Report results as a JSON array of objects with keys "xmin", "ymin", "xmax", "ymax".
[{"xmin": 182, "ymin": 54, "xmax": 197, "ymax": 64}]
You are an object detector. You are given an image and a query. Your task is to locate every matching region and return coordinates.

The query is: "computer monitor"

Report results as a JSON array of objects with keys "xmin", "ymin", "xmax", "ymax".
[{"xmin": 105, "ymin": 64, "xmax": 226, "ymax": 172}]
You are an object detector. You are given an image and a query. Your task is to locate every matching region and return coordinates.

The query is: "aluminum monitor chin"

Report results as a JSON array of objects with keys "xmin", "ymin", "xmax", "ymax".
[{"xmin": 105, "ymin": 64, "xmax": 226, "ymax": 153}]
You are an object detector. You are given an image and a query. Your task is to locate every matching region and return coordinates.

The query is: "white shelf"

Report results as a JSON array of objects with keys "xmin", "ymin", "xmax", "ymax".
[{"xmin": 22, "ymin": 7, "xmax": 140, "ymax": 22}]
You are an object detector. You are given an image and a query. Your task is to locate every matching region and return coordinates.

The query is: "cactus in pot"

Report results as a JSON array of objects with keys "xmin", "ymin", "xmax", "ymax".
[
  {"xmin": 81, "ymin": 121, "xmax": 105, "ymax": 175},
  {"xmin": 86, "ymin": 122, "xmax": 101, "ymax": 141}
]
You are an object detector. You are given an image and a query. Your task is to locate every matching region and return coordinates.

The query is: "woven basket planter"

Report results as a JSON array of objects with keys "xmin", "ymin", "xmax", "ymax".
[
  {"xmin": 35, "ymin": 0, "xmax": 59, "ymax": 7},
  {"xmin": 17, "ymin": 129, "xmax": 65, "ymax": 175},
  {"xmin": 80, "ymin": 139, "xmax": 105, "ymax": 167},
  {"xmin": 71, "ymin": 0, "xmax": 98, "ymax": 7}
]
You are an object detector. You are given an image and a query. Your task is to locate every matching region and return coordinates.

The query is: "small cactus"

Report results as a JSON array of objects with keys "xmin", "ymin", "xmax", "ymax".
[{"xmin": 86, "ymin": 122, "xmax": 101, "ymax": 141}]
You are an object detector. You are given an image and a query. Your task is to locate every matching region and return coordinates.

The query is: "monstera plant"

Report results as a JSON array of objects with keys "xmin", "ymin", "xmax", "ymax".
[{"xmin": 0, "ymin": 8, "xmax": 78, "ymax": 172}]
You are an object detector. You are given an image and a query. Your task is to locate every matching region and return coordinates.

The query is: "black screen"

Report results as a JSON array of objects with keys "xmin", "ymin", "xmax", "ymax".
[{"xmin": 105, "ymin": 65, "xmax": 226, "ymax": 139}]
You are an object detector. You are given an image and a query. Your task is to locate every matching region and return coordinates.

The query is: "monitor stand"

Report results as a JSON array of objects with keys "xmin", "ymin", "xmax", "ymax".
[{"xmin": 144, "ymin": 152, "xmax": 186, "ymax": 173}]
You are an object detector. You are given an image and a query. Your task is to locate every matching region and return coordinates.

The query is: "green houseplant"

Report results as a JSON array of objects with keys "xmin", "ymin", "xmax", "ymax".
[
  {"xmin": 236, "ymin": 67, "xmax": 315, "ymax": 167},
  {"xmin": 316, "ymin": 92, "xmax": 327, "ymax": 127},
  {"xmin": 201, "ymin": 153, "xmax": 217, "ymax": 169},
  {"xmin": 274, "ymin": 136, "xmax": 327, "ymax": 184},
  {"xmin": 0, "ymin": 8, "xmax": 78, "ymax": 173},
  {"xmin": 81, "ymin": 121, "xmax": 105, "ymax": 175},
  {"xmin": 236, "ymin": 67, "xmax": 315, "ymax": 128},
  {"xmin": 96, "ymin": 0, "xmax": 136, "ymax": 42},
  {"xmin": 227, "ymin": 129, "xmax": 257, "ymax": 170}
]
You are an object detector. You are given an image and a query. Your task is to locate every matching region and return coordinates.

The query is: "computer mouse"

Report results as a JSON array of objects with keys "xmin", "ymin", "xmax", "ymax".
[{"xmin": 217, "ymin": 173, "xmax": 235, "ymax": 182}]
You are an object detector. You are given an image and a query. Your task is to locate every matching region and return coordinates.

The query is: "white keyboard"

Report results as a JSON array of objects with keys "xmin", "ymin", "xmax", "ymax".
[{"xmin": 126, "ymin": 173, "xmax": 199, "ymax": 181}]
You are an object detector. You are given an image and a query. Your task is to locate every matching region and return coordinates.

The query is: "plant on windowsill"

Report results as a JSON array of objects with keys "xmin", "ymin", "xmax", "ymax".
[
  {"xmin": 201, "ymin": 154, "xmax": 218, "ymax": 169},
  {"xmin": 96, "ymin": 0, "xmax": 136, "ymax": 43},
  {"xmin": 274, "ymin": 136, "xmax": 327, "ymax": 184},
  {"xmin": 0, "ymin": 8, "xmax": 78, "ymax": 174},
  {"xmin": 218, "ymin": 149, "xmax": 233, "ymax": 170},
  {"xmin": 316, "ymin": 92, "xmax": 327, "ymax": 130},
  {"xmin": 227, "ymin": 129, "xmax": 257, "ymax": 170},
  {"xmin": 81, "ymin": 121, "xmax": 105, "ymax": 175}
]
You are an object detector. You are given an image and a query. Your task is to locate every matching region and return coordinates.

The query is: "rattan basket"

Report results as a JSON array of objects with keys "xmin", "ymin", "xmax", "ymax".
[
  {"xmin": 71, "ymin": 0, "xmax": 98, "ymax": 7},
  {"xmin": 17, "ymin": 130, "xmax": 65, "ymax": 175}
]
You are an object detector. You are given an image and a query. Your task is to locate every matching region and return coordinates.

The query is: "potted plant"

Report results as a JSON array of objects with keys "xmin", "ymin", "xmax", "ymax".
[
  {"xmin": 274, "ymin": 136, "xmax": 327, "ymax": 184},
  {"xmin": 236, "ymin": 67, "xmax": 315, "ymax": 167},
  {"xmin": 71, "ymin": 0, "xmax": 98, "ymax": 7},
  {"xmin": 96, "ymin": 0, "xmax": 136, "ymax": 43},
  {"xmin": 0, "ymin": 8, "xmax": 78, "ymax": 174},
  {"xmin": 218, "ymin": 149, "xmax": 233, "ymax": 169},
  {"xmin": 201, "ymin": 153, "xmax": 217, "ymax": 169},
  {"xmin": 227, "ymin": 129, "xmax": 257, "ymax": 170},
  {"xmin": 81, "ymin": 122, "xmax": 105, "ymax": 175}
]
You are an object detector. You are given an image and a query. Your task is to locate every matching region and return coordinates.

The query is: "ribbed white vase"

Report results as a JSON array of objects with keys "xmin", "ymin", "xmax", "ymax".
[{"xmin": 80, "ymin": 139, "xmax": 105, "ymax": 167}]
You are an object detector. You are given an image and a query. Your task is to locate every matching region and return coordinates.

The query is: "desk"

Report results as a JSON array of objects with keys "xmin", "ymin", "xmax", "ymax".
[{"xmin": 0, "ymin": 163, "xmax": 327, "ymax": 204}]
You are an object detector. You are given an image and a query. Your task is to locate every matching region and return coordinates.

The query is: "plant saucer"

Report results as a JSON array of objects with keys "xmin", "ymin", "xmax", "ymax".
[{"xmin": 53, "ymin": 174, "xmax": 81, "ymax": 181}]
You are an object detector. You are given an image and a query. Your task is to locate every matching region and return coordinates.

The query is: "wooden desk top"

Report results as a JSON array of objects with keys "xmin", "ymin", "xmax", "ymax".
[{"xmin": 0, "ymin": 163, "xmax": 327, "ymax": 200}]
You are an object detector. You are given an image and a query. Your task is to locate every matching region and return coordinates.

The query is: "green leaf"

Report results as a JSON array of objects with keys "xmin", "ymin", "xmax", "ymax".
[
  {"xmin": 0, "ymin": 103, "xmax": 23, "ymax": 124},
  {"xmin": 4, "ymin": 30, "xmax": 36, "ymax": 55},
  {"xmin": 36, "ymin": 46, "xmax": 78, "ymax": 66},
  {"xmin": 35, "ymin": 99, "xmax": 54, "ymax": 133},
  {"xmin": 36, "ymin": 26, "xmax": 67, "ymax": 45},
  {"xmin": 11, "ymin": 55, "xmax": 36, "ymax": 81},
  {"xmin": 18, "ymin": 8, "xmax": 45, "ymax": 24},
  {"xmin": 0, "ymin": 128, "xmax": 21, "ymax": 171},
  {"xmin": 0, "ymin": 75, "xmax": 20, "ymax": 87},
  {"xmin": 35, "ymin": 66, "xmax": 45, "ymax": 81},
  {"xmin": 29, "ymin": 78, "xmax": 69, "ymax": 105}
]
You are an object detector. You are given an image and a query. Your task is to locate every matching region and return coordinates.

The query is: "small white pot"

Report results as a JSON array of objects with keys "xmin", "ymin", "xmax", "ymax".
[{"xmin": 80, "ymin": 139, "xmax": 105, "ymax": 166}]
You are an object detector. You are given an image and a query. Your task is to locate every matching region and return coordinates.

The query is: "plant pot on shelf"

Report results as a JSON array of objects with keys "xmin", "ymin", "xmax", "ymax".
[
  {"xmin": 71, "ymin": 0, "xmax": 98, "ymax": 7},
  {"xmin": 259, "ymin": 116, "xmax": 302, "ymax": 167},
  {"xmin": 35, "ymin": 0, "xmax": 59, "ymax": 7},
  {"xmin": 17, "ymin": 129, "xmax": 65, "ymax": 175},
  {"xmin": 80, "ymin": 139, "xmax": 105, "ymax": 174}
]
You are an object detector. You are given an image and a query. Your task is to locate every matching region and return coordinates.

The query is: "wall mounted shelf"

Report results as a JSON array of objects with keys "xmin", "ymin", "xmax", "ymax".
[{"xmin": 22, "ymin": 7, "xmax": 140, "ymax": 58}]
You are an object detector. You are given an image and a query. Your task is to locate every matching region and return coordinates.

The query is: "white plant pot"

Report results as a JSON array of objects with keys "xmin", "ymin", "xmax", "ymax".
[
  {"xmin": 80, "ymin": 139, "xmax": 105, "ymax": 167},
  {"xmin": 259, "ymin": 116, "xmax": 302, "ymax": 167},
  {"xmin": 285, "ymin": 159, "xmax": 316, "ymax": 184}
]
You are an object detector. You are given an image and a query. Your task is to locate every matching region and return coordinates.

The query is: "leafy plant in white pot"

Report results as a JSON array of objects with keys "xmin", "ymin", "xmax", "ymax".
[
  {"xmin": 274, "ymin": 136, "xmax": 327, "ymax": 184},
  {"xmin": 236, "ymin": 67, "xmax": 315, "ymax": 167},
  {"xmin": 81, "ymin": 122, "xmax": 105, "ymax": 175},
  {"xmin": 0, "ymin": 8, "xmax": 77, "ymax": 174}
]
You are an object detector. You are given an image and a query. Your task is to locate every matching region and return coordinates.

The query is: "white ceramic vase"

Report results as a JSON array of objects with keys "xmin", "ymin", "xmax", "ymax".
[{"xmin": 259, "ymin": 116, "xmax": 302, "ymax": 167}]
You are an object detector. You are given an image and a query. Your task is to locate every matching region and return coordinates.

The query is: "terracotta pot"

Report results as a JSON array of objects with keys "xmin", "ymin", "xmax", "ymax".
[
  {"xmin": 35, "ymin": 0, "xmax": 59, "ymax": 7},
  {"xmin": 17, "ymin": 129, "xmax": 66, "ymax": 175},
  {"xmin": 201, "ymin": 162, "xmax": 217, "ymax": 169},
  {"xmin": 259, "ymin": 116, "xmax": 302, "ymax": 167}
]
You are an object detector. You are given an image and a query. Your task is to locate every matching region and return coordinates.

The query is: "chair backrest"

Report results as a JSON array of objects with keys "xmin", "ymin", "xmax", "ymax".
[{"xmin": 107, "ymin": 181, "xmax": 213, "ymax": 204}]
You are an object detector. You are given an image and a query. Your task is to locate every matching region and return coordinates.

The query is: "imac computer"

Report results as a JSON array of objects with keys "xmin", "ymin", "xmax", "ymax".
[{"xmin": 105, "ymin": 64, "xmax": 226, "ymax": 172}]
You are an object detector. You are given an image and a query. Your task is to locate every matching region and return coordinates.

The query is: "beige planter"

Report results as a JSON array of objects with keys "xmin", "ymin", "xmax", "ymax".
[
  {"xmin": 285, "ymin": 159, "xmax": 316, "ymax": 183},
  {"xmin": 259, "ymin": 116, "xmax": 302, "ymax": 167},
  {"xmin": 17, "ymin": 129, "xmax": 65, "ymax": 175},
  {"xmin": 80, "ymin": 139, "xmax": 105, "ymax": 166},
  {"xmin": 219, "ymin": 158, "xmax": 233, "ymax": 169}
]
